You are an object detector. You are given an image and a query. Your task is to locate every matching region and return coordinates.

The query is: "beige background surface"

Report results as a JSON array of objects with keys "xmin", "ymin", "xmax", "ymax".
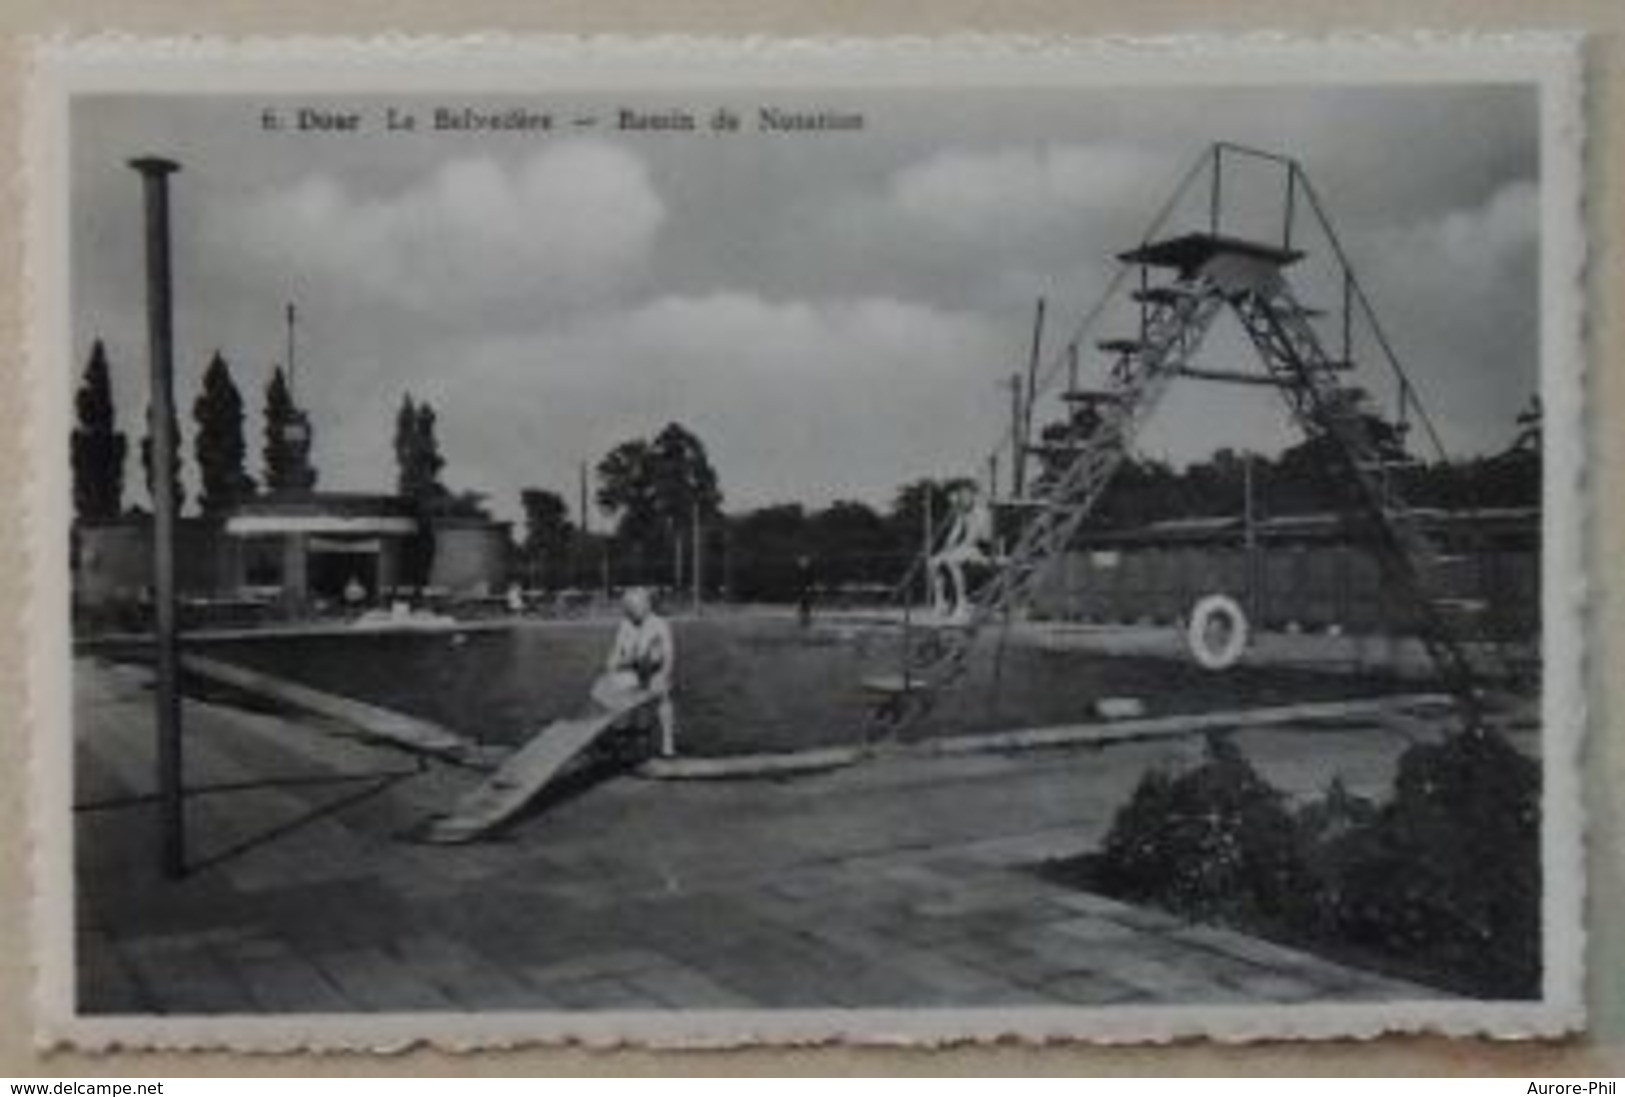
[{"xmin": 0, "ymin": 0, "xmax": 1619, "ymax": 1076}]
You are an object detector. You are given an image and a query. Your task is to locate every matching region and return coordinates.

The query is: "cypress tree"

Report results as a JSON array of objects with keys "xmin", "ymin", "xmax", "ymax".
[
  {"xmin": 393, "ymin": 393, "xmax": 447, "ymax": 505},
  {"xmin": 192, "ymin": 350, "xmax": 255, "ymax": 514},
  {"xmin": 263, "ymin": 366, "xmax": 316, "ymax": 492},
  {"xmin": 70, "ymin": 340, "xmax": 126, "ymax": 521},
  {"xmin": 393, "ymin": 393, "xmax": 419, "ymax": 498},
  {"xmin": 414, "ymin": 403, "xmax": 447, "ymax": 503}
]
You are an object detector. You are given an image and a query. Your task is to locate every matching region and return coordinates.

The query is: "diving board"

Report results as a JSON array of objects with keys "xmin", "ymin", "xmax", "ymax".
[{"xmin": 422, "ymin": 699, "xmax": 653, "ymax": 844}]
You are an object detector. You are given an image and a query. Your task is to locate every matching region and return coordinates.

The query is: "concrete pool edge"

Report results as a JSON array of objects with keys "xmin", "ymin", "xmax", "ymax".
[
  {"xmin": 914, "ymin": 693, "xmax": 1458, "ymax": 757},
  {"xmin": 180, "ymin": 652, "xmax": 481, "ymax": 761},
  {"xmin": 173, "ymin": 649, "xmax": 1460, "ymax": 783},
  {"xmin": 636, "ymin": 746, "xmax": 867, "ymax": 780},
  {"xmin": 625, "ymin": 693, "xmax": 1460, "ymax": 780}
]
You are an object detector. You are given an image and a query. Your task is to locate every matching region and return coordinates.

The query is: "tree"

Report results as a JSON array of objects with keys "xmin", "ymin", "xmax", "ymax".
[
  {"xmin": 596, "ymin": 438, "xmax": 657, "ymax": 543},
  {"xmin": 1511, "ymin": 395, "xmax": 1542, "ymax": 455},
  {"xmin": 71, "ymin": 340, "xmax": 126, "ymax": 522},
  {"xmin": 727, "ymin": 503, "xmax": 809, "ymax": 600},
  {"xmin": 889, "ymin": 477, "xmax": 975, "ymax": 551},
  {"xmin": 140, "ymin": 402, "xmax": 184, "ymax": 514},
  {"xmin": 391, "ymin": 394, "xmax": 458, "ymax": 587},
  {"xmin": 649, "ymin": 423, "xmax": 723, "ymax": 520},
  {"xmin": 1269, "ymin": 392, "xmax": 1410, "ymax": 516},
  {"xmin": 393, "ymin": 394, "xmax": 418, "ymax": 496},
  {"xmin": 414, "ymin": 403, "xmax": 448, "ymax": 501},
  {"xmin": 519, "ymin": 488, "xmax": 575, "ymax": 587},
  {"xmin": 262, "ymin": 367, "xmax": 317, "ymax": 492},
  {"xmin": 1468, "ymin": 394, "xmax": 1542, "ymax": 511},
  {"xmin": 192, "ymin": 351, "xmax": 255, "ymax": 515},
  {"xmin": 394, "ymin": 393, "xmax": 448, "ymax": 505},
  {"xmin": 596, "ymin": 422, "xmax": 722, "ymax": 562},
  {"xmin": 809, "ymin": 500, "xmax": 895, "ymax": 586}
]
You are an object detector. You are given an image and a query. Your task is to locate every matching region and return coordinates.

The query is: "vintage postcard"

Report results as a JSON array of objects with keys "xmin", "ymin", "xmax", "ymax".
[{"xmin": 24, "ymin": 34, "xmax": 1586, "ymax": 1049}]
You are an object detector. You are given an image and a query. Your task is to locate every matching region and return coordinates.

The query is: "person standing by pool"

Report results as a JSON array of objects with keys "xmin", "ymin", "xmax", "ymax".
[
  {"xmin": 796, "ymin": 554, "xmax": 815, "ymax": 629},
  {"xmin": 590, "ymin": 587, "xmax": 678, "ymax": 756}
]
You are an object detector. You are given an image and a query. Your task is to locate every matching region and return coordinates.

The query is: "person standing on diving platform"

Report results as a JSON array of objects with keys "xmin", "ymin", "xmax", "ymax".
[{"xmin": 929, "ymin": 482, "xmax": 995, "ymax": 623}]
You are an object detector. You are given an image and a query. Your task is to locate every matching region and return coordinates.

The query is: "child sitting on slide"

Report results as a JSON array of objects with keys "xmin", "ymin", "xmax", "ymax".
[{"xmin": 589, "ymin": 587, "xmax": 678, "ymax": 757}]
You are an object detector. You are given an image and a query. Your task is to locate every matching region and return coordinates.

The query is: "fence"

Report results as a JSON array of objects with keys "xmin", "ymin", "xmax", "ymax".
[{"xmin": 1027, "ymin": 509, "xmax": 1539, "ymax": 640}]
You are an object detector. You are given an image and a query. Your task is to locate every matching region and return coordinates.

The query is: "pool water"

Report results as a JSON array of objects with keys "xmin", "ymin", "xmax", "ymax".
[{"xmin": 201, "ymin": 615, "xmax": 1406, "ymax": 757}]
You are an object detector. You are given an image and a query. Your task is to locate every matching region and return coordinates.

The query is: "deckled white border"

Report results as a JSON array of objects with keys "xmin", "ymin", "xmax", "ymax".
[{"xmin": 23, "ymin": 31, "xmax": 1589, "ymax": 1052}]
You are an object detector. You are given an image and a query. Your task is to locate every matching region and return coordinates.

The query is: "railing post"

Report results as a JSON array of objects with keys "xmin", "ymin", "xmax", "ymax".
[
  {"xmin": 1283, "ymin": 165, "xmax": 1297, "ymax": 251},
  {"xmin": 1008, "ymin": 373, "xmax": 1025, "ymax": 499},
  {"xmin": 1341, "ymin": 270, "xmax": 1353, "ymax": 363},
  {"xmin": 1021, "ymin": 297, "xmax": 1046, "ymax": 495}
]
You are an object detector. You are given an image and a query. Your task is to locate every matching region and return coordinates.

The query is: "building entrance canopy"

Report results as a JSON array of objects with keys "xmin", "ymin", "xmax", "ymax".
[{"xmin": 223, "ymin": 492, "xmax": 418, "ymax": 539}]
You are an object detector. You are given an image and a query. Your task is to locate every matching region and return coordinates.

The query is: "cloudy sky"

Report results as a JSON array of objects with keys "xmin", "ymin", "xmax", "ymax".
[{"xmin": 69, "ymin": 84, "xmax": 1539, "ymax": 521}]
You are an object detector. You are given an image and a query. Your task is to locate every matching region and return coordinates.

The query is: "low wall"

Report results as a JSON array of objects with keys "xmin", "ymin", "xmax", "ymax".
[
  {"xmin": 74, "ymin": 518, "xmax": 241, "ymax": 605},
  {"xmin": 1029, "ymin": 540, "xmax": 1538, "ymax": 639},
  {"xmin": 428, "ymin": 520, "xmax": 512, "ymax": 596}
]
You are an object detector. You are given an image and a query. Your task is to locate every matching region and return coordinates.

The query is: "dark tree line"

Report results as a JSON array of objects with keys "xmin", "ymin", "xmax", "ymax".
[
  {"xmin": 74, "ymin": 334, "xmax": 1540, "ymax": 606},
  {"xmin": 69, "ymin": 340, "xmax": 498, "ymax": 532},
  {"xmin": 503, "ymin": 394, "xmax": 1541, "ymax": 603},
  {"xmin": 1084, "ymin": 402, "xmax": 1540, "ymax": 531},
  {"xmin": 71, "ymin": 340, "xmax": 335, "ymax": 522}
]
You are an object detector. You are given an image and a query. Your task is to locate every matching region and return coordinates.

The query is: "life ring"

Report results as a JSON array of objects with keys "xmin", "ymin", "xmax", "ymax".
[{"xmin": 1186, "ymin": 593, "xmax": 1250, "ymax": 671}]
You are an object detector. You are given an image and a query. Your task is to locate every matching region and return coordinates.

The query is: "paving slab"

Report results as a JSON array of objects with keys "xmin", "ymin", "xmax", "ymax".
[{"xmin": 73, "ymin": 658, "xmax": 1454, "ymax": 1014}]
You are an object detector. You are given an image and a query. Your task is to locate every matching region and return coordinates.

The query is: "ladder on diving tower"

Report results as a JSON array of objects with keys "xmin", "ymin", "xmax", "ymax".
[{"xmin": 868, "ymin": 143, "xmax": 1509, "ymax": 734}]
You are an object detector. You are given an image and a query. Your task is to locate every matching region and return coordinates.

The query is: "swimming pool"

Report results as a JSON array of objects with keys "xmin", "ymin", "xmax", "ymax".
[{"xmin": 199, "ymin": 615, "xmax": 1406, "ymax": 757}]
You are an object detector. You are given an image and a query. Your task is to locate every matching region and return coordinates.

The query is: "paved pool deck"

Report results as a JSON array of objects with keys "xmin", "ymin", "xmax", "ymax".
[{"xmin": 73, "ymin": 655, "xmax": 1453, "ymax": 1015}]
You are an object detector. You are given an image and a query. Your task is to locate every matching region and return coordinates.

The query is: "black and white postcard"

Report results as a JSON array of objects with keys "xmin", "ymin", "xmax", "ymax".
[{"xmin": 24, "ymin": 35, "xmax": 1586, "ymax": 1049}]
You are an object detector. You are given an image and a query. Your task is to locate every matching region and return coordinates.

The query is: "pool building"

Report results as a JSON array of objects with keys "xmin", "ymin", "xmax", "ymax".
[{"xmin": 73, "ymin": 489, "xmax": 512, "ymax": 621}]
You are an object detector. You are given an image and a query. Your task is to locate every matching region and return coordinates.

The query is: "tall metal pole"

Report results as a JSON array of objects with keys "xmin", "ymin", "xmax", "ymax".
[
  {"xmin": 1007, "ymin": 373, "xmax": 1024, "ymax": 499},
  {"xmin": 691, "ymin": 500, "xmax": 702, "ymax": 612},
  {"xmin": 578, "ymin": 461, "xmax": 590, "ymax": 535},
  {"xmin": 721, "ymin": 526, "xmax": 732, "ymax": 603},
  {"xmin": 1210, "ymin": 145, "xmax": 1223, "ymax": 236},
  {"xmin": 1283, "ymin": 165, "xmax": 1298, "ymax": 251},
  {"xmin": 285, "ymin": 302, "xmax": 297, "ymax": 403},
  {"xmin": 1243, "ymin": 451, "xmax": 1259, "ymax": 622},
  {"xmin": 131, "ymin": 156, "xmax": 185, "ymax": 880},
  {"xmin": 671, "ymin": 518, "xmax": 682, "ymax": 594},
  {"xmin": 1020, "ymin": 297, "xmax": 1046, "ymax": 494},
  {"xmin": 923, "ymin": 486, "xmax": 935, "ymax": 564}
]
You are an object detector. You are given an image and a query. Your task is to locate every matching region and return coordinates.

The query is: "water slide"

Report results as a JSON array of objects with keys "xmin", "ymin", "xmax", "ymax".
[{"xmin": 421, "ymin": 698, "xmax": 652, "ymax": 844}]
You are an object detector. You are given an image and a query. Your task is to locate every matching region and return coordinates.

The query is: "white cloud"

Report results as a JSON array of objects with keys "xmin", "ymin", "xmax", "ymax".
[
  {"xmin": 1354, "ymin": 179, "xmax": 1539, "ymax": 453},
  {"xmin": 888, "ymin": 143, "xmax": 1169, "ymax": 247},
  {"xmin": 325, "ymin": 292, "xmax": 1013, "ymax": 519},
  {"xmin": 1378, "ymin": 179, "xmax": 1537, "ymax": 275},
  {"xmin": 211, "ymin": 141, "xmax": 664, "ymax": 319},
  {"xmin": 74, "ymin": 93, "xmax": 1539, "ymax": 516}
]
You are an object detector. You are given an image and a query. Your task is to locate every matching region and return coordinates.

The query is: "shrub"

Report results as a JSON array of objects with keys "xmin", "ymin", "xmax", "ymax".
[
  {"xmin": 1097, "ymin": 733, "xmax": 1312, "ymax": 925},
  {"xmin": 1325, "ymin": 729, "xmax": 1541, "ymax": 998},
  {"xmin": 1092, "ymin": 727, "xmax": 1541, "ymax": 999},
  {"xmin": 1293, "ymin": 776, "xmax": 1381, "ymax": 934}
]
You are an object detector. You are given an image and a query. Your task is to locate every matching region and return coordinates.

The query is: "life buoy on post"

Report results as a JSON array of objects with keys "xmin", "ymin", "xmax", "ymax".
[{"xmin": 1186, "ymin": 593, "xmax": 1250, "ymax": 671}]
